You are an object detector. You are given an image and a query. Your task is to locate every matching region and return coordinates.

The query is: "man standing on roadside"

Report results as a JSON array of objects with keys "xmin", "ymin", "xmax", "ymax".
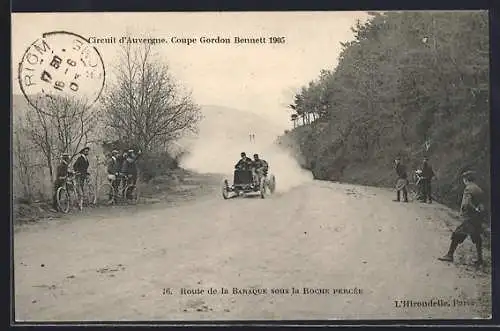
[
  {"xmin": 121, "ymin": 149, "xmax": 141, "ymax": 186},
  {"xmin": 73, "ymin": 146, "xmax": 90, "ymax": 174},
  {"xmin": 438, "ymin": 171, "xmax": 486, "ymax": 267},
  {"xmin": 52, "ymin": 153, "xmax": 71, "ymax": 211},
  {"xmin": 421, "ymin": 157, "xmax": 436, "ymax": 203},
  {"xmin": 73, "ymin": 146, "xmax": 91, "ymax": 198},
  {"xmin": 394, "ymin": 156, "xmax": 409, "ymax": 203}
]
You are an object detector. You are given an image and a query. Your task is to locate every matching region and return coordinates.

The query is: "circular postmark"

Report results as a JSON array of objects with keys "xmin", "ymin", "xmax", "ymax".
[{"xmin": 18, "ymin": 31, "xmax": 105, "ymax": 114}]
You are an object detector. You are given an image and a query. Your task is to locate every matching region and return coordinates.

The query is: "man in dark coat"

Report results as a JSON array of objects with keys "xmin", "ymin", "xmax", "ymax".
[
  {"xmin": 394, "ymin": 157, "xmax": 409, "ymax": 202},
  {"xmin": 438, "ymin": 171, "xmax": 486, "ymax": 267},
  {"xmin": 234, "ymin": 152, "xmax": 253, "ymax": 185},
  {"xmin": 421, "ymin": 157, "xmax": 436, "ymax": 203},
  {"xmin": 73, "ymin": 146, "xmax": 90, "ymax": 195},
  {"xmin": 235, "ymin": 152, "xmax": 252, "ymax": 170},
  {"xmin": 73, "ymin": 146, "xmax": 90, "ymax": 175},
  {"xmin": 52, "ymin": 153, "xmax": 71, "ymax": 210},
  {"xmin": 120, "ymin": 149, "xmax": 141, "ymax": 186}
]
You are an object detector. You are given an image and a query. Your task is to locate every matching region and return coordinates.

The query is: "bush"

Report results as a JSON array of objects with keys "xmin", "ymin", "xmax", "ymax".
[{"xmin": 138, "ymin": 151, "xmax": 179, "ymax": 182}]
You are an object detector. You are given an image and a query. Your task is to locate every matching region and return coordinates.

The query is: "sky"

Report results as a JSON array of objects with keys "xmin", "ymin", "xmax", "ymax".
[{"xmin": 12, "ymin": 12, "xmax": 369, "ymax": 130}]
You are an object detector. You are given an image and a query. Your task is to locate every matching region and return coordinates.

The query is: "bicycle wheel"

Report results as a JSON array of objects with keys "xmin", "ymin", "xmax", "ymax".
[
  {"xmin": 97, "ymin": 183, "xmax": 115, "ymax": 205},
  {"xmin": 56, "ymin": 187, "xmax": 70, "ymax": 213},
  {"xmin": 413, "ymin": 187, "xmax": 422, "ymax": 202},
  {"xmin": 124, "ymin": 184, "xmax": 139, "ymax": 204},
  {"xmin": 116, "ymin": 180, "xmax": 127, "ymax": 203}
]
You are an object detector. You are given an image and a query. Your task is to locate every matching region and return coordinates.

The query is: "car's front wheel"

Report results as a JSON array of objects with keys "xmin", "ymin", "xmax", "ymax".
[{"xmin": 222, "ymin": 179, "xmax": 230, "ymax": 199}]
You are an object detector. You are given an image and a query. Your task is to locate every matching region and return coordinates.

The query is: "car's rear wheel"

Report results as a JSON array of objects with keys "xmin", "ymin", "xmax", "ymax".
[
  {"xmin": 259, "ymin": 177, "xmax": 268, "ymax": 199},
  {"xmin": 268, "ymin": 174, "xmax": 276, "ymax": 193}
]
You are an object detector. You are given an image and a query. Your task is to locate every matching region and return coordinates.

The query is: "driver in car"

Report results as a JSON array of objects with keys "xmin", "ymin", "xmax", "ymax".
[
  {"xmin": 235, "ymin": 152, "xmax": 253, "ymax": 170},
  {"xmin": 252, "ymin": 153, "xmax": 269, "ymax": 185}
]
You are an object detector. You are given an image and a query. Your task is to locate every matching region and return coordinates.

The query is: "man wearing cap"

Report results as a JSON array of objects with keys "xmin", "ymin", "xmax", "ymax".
[
  {"xmin": 394, "ymin": 157, "xmax": 409, "ymax": 202},
  {"xmin": 235, "ymin": 152, "xmax": 252, "ymax": 171},
  {"xmin": 52, "ymin": 153, "xmax": 71, "ymax": 211},
  {"xmin": 438, "ymin": 171, "xmax": 486, "ymax": 266},
  {"xmin": 233, "ymin": 152, "xmax": 252, "ymax": 188}
]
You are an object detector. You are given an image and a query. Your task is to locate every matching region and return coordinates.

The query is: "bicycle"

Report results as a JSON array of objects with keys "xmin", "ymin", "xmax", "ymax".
[
  {"xmin": 75, "ymin": 172, "xmax": 96, "ymax": 210},
  {"xmin": 407, "ymin": 173, "xmax": 424, "ymax": 202},
  {"xmin": 96, "ymin": 174, "xmax": 118, "ymax": 205},
  {"xmin": 97, "ymin": 174, "xmax": 139, "ymax": 205},
  {"xmin": 122, "ymin": 174, "xmax": 139, "ymax": 204},
  {"xmin": 56, "ymin": 172, "xmax": 80, "ymax": 213}
]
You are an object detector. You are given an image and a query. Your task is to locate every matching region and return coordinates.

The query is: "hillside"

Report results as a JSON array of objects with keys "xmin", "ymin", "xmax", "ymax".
[
  {"xmin": 278, "ymin": 11, "xmax": 490, "ymax": 212},
  {"xmin": 179, "ymin": 105, "xmax": 313, "ymax": 191}
]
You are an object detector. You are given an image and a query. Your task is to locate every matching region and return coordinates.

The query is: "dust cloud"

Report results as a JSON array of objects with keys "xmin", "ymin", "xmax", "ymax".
[{"xmin": 178, "ymin": 106, "xmax": 313, "ymax": 192}]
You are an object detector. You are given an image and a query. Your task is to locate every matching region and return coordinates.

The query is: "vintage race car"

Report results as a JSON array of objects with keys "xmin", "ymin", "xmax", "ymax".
[{"xmin": 222, "ymin": 168, "xmax": 276, "ymax": 199}]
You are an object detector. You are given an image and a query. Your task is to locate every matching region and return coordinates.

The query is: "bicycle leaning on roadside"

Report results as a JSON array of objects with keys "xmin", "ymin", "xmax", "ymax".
[
  {"xmin": 74, "ymin": 172, "xmax": 96, "ymax": 210},
  {"xmin": 56, "ymin": 171, "xmax": 80, "ymax": 213},
  {"xmin": 97, "ymin": 173, "xmax": 139, "ymax": 205},
  {"xmin": 407, "ymin": 170, "xmax": 424, "ymax": 202}
]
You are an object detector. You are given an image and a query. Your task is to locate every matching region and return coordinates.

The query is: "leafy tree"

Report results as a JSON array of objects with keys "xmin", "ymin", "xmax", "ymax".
[{"xmin": 283, "ymin": 11, "xmax": 489, "ymax": 209}]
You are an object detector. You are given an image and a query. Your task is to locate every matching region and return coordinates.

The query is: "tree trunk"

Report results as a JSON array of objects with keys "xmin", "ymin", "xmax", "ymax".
[{"xmin": 47, "ymin": 154, "xmax": 54, "ymax": 183}]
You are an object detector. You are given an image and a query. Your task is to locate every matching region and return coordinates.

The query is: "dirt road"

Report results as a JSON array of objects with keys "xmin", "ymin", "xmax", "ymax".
[{"xmin": 13, "ymin": 176, "xmax": 491, "ymax": 321}]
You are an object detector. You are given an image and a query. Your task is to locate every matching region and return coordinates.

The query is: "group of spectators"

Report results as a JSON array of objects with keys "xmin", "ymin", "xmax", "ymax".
[
  {"xmin": 393, "ymin": 156, "xmax": 487, "ymax": 268},
  {"xmin": 105, "ymin": 149, "xmax": 142, "ymax": 193},
  {"xmin": 394, "ymin": 156, "xmax": 435, "ymax": 203},
  {"xmin": 51, "ymin": 146, "xmax": 141, "ymax": 211}
]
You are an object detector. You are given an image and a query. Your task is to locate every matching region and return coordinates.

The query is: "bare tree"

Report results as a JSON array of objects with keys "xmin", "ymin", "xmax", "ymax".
[
  {"xmin": 49, "ymin": 96, "xmax": 100, "ymax": 158},
  {"xmin": 23, "ymin": 95, "xmax": 100, "ymax": 182},
  {"xmin": 24, "ymin": 98, "xmax": 56, "ymax": 180},
  {"xmin": 102, "ymin": 41, "xmax": 201, "ymax": 153},
  {"xmin": 13, "ymin": 118, "xmax": 38, "ymax": 202}
]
